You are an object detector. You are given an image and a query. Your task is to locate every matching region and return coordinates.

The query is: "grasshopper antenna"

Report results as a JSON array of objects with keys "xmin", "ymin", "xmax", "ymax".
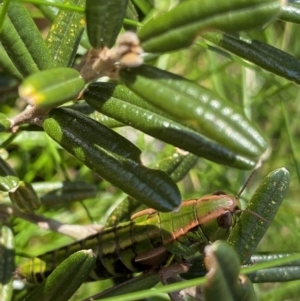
[
  {"xmin": 235, "ymin": 209, "xmax": 268, "ymax": 223},
  {"xmin": 236, "ymin": 152, "xmax": 268, "ymax": 198},
  {"xmin": 236, "ymin": 165, "xmax": 268, "ymax": 223},
  {"xmin": 236, "ymin": 169, "xmax": 256, "ymax": 199}
]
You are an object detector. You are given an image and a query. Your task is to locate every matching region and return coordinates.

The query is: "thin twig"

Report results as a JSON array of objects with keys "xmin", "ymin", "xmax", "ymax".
[{"xmin": 0, "ymin": 203, "xmax": 103, "ymax": 239}]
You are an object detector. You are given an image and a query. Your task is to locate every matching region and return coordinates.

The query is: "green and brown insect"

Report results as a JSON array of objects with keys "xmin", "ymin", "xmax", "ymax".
[
  {"xmin": 15, "ymin": 168, "xmax": 290, "ymax": 301},
  {"xmin": 17, "ymin": 192, "xmax": 240, "ymax": 283}
]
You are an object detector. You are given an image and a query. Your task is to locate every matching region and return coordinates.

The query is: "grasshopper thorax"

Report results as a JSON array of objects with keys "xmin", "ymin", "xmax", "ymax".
[{"xmin": 195, "ymin": 192, "xmax": 241, "ymax": 242}]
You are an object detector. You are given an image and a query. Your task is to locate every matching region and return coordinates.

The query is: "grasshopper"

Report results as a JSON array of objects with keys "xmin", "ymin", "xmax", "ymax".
[
  {"xmin": 17, "ymin": 192, "xmax": 240, "ymax": 284},
  {"xmin": 16, "ymin": 167, "xmax": 290, "ymax": 301}
]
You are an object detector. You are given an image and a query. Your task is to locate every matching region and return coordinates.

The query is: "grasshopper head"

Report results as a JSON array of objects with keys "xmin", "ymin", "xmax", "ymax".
[{"xmin": 195, "ymin": 192, "xmax": 241, "ymax": 242}]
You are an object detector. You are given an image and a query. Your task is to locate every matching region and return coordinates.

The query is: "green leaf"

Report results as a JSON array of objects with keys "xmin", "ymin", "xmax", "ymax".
[
  {"xmin": 120, "ymin": 65, "xmax": 267, "ymax": 161},
  {"xmin": 68, "ymin": 102, "xmax": 125, "ymax": 128},
  {"xmin": 228, "ymin": 167, "xmax": 290, "ymax": 263},
  {"xmin": 204, "ymin": 241, "xmax": 257, "ymax": 301},
  {"xmin": 105, "ymin": 196, "xmax": 142, "ymax": 227},
  {"xmin": 279, "ymin": 3, "xmax": 300, "ymax": 24},
  {"xmin": 155, "ymin": 150, "xmax": 199, "ymax": 183},
  {"xmin": 124, "ymin": 1, "xmax": 139, "ymax": 31},
  {"xmin": 0, "ymin": 45, "xmax": 23, "ymax": 80},
  {"xmin": 0, "ymin": 1, "xmax": 52, "ymax": 76},
  {"xmin": 46, "ymin": 0, "xmax": 85, "ymax": 67},
  {"xmin": 32, "ymin": 181, "xmax": 97, "ymax": 206},
  {"xmin": 8, "ymin": 181, "xmax": 41, "ymax": 212},
  {"xmin": 0, "ymin": 157, "xmax": 19, "ymax": 192},
  {"xmin": 202, "ymin": 31, "xmax": 300, "ymax": 85},
  {"xmin": 86, "ymin": 0, "xmax": 129, "ymax": 48},
  {"xmin": 138, "ymin": 0, "xmax": 282, "ymax": 53},
  {"xmin": 19, "ymin": 67, "xmax": 85, "ymax": 109},
  {"xmin": 24, "ymin": 250, "xmax": 96, "ymax": 301},
  {"xmin": 248, "ymin": 253, "xmax": 300, "ymax": 282},
  {"xmin": 43, "ymin": 108, "xmax": 181, "ymax": 211},
  {"xmin": 34, "ymin": 0, "xmax": 62, "ymax": 21},
  {"xmin": 0, "ymin": 224, "xmax": 14, "ymax": 301},
  {"xmin": 84, "ymin": 82, "xmax": 258, "ymax": 169}
]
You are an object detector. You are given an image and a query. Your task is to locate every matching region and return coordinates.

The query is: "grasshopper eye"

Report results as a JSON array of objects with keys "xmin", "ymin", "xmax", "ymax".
[
  {"xmin": 217, "ymin": 211, "xmax": 232, "ymax": 229},
  {"xmin": 213, "ymin": 190, "xmax": 226, "ymax": 196}
]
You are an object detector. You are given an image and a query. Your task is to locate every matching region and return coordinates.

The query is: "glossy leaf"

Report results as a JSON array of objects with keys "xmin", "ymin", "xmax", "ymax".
[
  {"xmin": 8, "ymin": 181, "xmax": 41, "ymax": 212},
  {"xmin": 19, "ymin": 68, "xmax": 85, "ymax": 109},
  {"xmin": 24, "ymin": 250, "xmax": 96, "ymax": 301},
  {"xmin": 105, "ymin": 196, "xmax": 142, "ymax": 227},
  {"xmin": 84, "ymin": 81, "xmax": 170, "ymax": 118},
  {"xmin": 120, "ymin": 65, "xmax": 267, "ymax": 160},
  {"xmin": 0, "ymin": 224, "xmax": 14, "ymax": 301},
  {"xmin": 247, "ymin": 253, "xmax": 300, "ymax": 282},
  {"xmin": 43, "ymin": 108, "xmax": 181, "ymax": 211},
  {"xmin": 155, "ymin": 150, "xmax": 199, "ymax": 183},
  {"xmin": 228, "ymin": 167, "xmax": 290, "ymax": 263},
  {"xmin": 32, "ymin": 181, "xmax": 97, "ymax": 206},
  {"xmin": 86, "ymin": 0, "xmax": 129, "ymax": 48},
  {"xmin": 69, "ymin": 102, "xmax": 125, "ymax": 128},
  {"xmin": 279, "ymin": 3, "xmax": 300, "ymax": 24},
  {"xmin": 106, "ymin": 149, "xmax": 198, "ymax": 227},
  {"xmin": 0, "ymin": 1, "xmax": 52, "ymax": 76},
  {"xmin": 138, "ymin": 0, "xmax": 282, "ymax": 53},
  {"xmin": 84, "ymin": 82, "xmax": 258, "ymax": 169},
  {"xmin": 202, "ymin": 31, "xmax": 300, "ymax": 85},
  {"xmin": 35, "ymin": 0, "xmax": 62, "ymax": 21},
  {"xmin": 204, "ymin": 241, "xmax": 257, "ymax": 301},
  {"xmin": 46, "ymin": 0, "xmax": 85, "ymax": 67},
  {"xmin": 0, "ymin": 157, "xmax": 19, "ymax": 192}
]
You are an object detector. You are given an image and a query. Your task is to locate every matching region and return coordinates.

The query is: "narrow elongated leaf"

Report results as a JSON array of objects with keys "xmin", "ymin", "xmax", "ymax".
[
  {"xmin": 24, "ymin": 250, "xmax": 96, "ymax": 301},
  {"xmin": 155, "ymin": 150, "xmax": 199, "ymax": 183},
  {"xmin": 249, "ymin": 253, "xmax": 300, "ymax": 267},
  {"xmin": 35, "ymin": 0, "xmax": 62, "ymax": 20},
  {"xmin": 138, "ymin": 0, "xmax": 282, "ymax": 52},
  {"xmin": 105, "ymin": 196, "xmax": 142, "ymax": 227},
  {"xmin": 204, "ymin": 241, "xmax": 257, "ymax": 301},
  {"xmin": 247, "ymin": 253, "xmax": 300, "ymax": 282},
  {"xmin": 8, "ymin": 181, "xmax": 41, "ymax": 212},
  {"xmin": 0, "ymin": 181, "xmax": 97, "ymax": 206},
  {"xmin": 105, "ymin": 149, "xmax": 198, "ymax": 226},
  {"xmin": 249, "ymin": 267, "xmax": 300, "ymax": 282},
  {"xmin": 0, "ymin": 158, "xmax": 19, "ymax": 192},
  {"xmin": 43, "ymin": 108, "xmax": 181, "ymax": 211},
  {"xmin": 0, "ymin": 45, "xmax": 23, "ymax": 80},
  {"xmin": 32, "ymin": 181, "xmax": 97, "ymax": 206},
  {"xmin": 120, "ymin": 65, "xmax": 267, "ymax": 161},
  {"xmin": 228, "ymin": 167, "xmax": 290, "ymax": 263},
  {"xmin": 69, "ymin": 103, "xmax": 125, "ymax": 128},
  {"xmin": 86, "ymin": 0, "xmax": 129, "ymax": 48},
  {"xmin": 0, "ymin": 224, "xmax": 14, "ymax": 301},
  {"xmin": 84, "ymin": 82, "xmax": 258, "ymax": 169},
  {"xmin": 0, "ymin": 1, "xmax": 52, "ymax": 76},
  {"xmin": 279, "ymin": 3, "xmax": 300, "ymax": 24},
  {"xmin": 202, "ymin": 31, "xmax": 300, "ymax": 85},
  {"xmin": 46, "ymin": 0, "xmax": 85, "ymax": 67},
  {"xmin": 19, "ymin": 68, "xmax": 85, "ymax": 109}
]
